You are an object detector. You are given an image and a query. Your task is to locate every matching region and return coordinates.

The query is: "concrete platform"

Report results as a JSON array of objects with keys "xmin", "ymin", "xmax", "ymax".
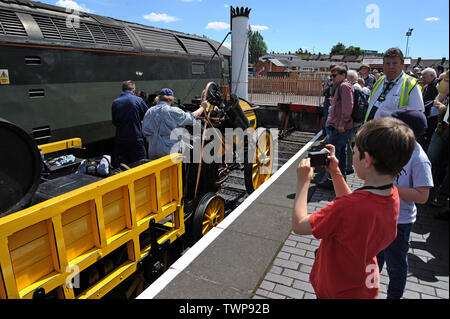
[{"xmin": 137, "ymin": 133, "xmax": 449, "ymax": 300}]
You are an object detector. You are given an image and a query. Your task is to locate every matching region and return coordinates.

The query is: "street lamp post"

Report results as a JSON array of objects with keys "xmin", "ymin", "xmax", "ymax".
[{"xmin": 405, "ymin": 28, "xmax": 413, "ymax": 57}]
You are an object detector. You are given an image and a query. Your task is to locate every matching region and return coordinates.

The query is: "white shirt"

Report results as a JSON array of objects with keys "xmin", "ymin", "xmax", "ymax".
[
  {"xmin": 368, "ymin": 72, "xmax": 424, "ymax": 119},
  {"xmin": 395, "ymin": 144, "xmax": 433, "ymax": 224},
  {"xmin": 444, "ymin": 106, "xmax": 449, "ymax": 124}
]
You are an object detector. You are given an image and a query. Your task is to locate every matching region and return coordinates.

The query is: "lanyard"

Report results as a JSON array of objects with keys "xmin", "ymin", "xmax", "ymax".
[
  {"xmin": 377, "ymin": 73, "xmax": 403, "ymax": 103},
  {"xmin": 356, "ymin": 183, "xmax": 393, "ymax": 191}
]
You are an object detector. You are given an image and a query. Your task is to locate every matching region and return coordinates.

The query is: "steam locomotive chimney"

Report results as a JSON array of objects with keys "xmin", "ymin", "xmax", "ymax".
[{"xmin": 231, "ymin": 6, "xmax": 251, "ymax": 100}]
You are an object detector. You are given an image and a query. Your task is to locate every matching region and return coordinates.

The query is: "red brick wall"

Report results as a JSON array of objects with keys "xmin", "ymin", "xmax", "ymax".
[{"xmin": 256, "ymin": 60, "xmax": 286, "ymax": 74}]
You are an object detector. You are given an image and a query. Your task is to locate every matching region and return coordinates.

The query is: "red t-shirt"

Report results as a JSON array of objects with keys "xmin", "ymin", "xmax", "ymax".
[{"xmin": 309, "ymin": 188, "xmax": 400, "ymax": 299}]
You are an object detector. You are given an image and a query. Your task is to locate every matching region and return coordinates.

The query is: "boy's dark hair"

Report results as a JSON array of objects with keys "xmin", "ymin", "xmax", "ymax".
[
  {"xmin": 384, "ymin": 48, "xmax": 404, "ymax": 63},
  {"xmin": 331, "ymin": 65, "xmax": 347, "ymax": 77},
  {"xmin": 355, "ymin": 117, "xmax": 416, "ymax": 176}
]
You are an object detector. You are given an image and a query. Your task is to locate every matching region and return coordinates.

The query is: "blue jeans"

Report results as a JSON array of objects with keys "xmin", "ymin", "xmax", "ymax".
[
  {"xmin": 328, "ymin": 128, "xmax": 352, "ymax": 180},
  {"xmin": 377, "ymin": 223, "xmax": 414, "ymax": 299}
]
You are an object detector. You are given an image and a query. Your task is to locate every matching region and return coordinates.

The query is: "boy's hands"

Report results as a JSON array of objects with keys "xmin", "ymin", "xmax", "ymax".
[
  {"xmin": 297, "ymin": 158, "xmax": 314, "ymax": 184},
  {"xmin": 322, "ymin": 144, "xmax": 340, "ymax": 175}
]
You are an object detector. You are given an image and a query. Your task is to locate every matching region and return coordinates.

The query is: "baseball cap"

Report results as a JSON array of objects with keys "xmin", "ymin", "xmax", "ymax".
[
  {"xmin": 391, "ymin": 108, "xmax": 427, "ymax": 137},
  {"xmin": 160, "ymin": 88, "xmax": 174, "ymax": 96}
]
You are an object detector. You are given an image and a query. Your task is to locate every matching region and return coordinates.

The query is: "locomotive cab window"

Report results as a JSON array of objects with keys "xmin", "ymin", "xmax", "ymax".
[{"xmin": 192, "ymin": 62, "xmax": 205, "ymax": 75}]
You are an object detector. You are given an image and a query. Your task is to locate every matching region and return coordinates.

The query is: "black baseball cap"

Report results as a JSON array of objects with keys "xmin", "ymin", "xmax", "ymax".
[{"xmin": 391, "ymin": 108, "xmax": 427, "ymax": 137}]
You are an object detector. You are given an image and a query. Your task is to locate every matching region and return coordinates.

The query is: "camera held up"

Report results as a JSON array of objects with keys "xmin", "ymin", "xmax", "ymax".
[{"xmin": 308, "ymin": 150, "xmax": 330, "ymax": 167}]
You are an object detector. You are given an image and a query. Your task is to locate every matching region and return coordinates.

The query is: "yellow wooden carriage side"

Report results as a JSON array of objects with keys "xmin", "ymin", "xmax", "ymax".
[{"xmin": 0, "ymin": 153, "xmax": 184, "ymax": 299}]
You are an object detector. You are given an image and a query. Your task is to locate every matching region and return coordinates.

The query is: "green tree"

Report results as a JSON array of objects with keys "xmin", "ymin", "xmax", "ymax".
[
  {"xmin": 248, "ymin": 30, "xmax": 268, "ymax": 64},
  {"xmin": 344, "ymin": 46, "xmax": 363, "ymax": 56},
  {"xmin": 330, "ymin": 42, "xmax": 346, "ymax": 55}
]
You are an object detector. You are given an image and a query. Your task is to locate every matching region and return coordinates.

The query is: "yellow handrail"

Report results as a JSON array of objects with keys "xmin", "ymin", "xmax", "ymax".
[{"xmin": 38, "ymin": 138, "xmax": 83, "ymax": 155}]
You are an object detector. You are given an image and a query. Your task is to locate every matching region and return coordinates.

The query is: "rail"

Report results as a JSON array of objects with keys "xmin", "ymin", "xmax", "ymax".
[{"xmin": 38, "ymin": 138, "xmax": 83, "ymax": 155}]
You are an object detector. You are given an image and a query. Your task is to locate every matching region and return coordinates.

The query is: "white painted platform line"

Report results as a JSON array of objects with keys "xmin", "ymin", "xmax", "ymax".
[{"xmin": 136, "ymin": 131, "xmax": 323, "ymax": 299}]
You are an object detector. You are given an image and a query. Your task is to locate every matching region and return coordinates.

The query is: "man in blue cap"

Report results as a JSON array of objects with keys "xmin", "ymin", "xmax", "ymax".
[
  {"xmin": 142, "ymin": 88, "xmax": 206, "ymax": 160},
  {"xmin": 112, "ymin": 80, "xmax": 149, "ymax": 167},
  {"xmin": 377, "ymin": 108, "xmax": 433, "ymax": 299}
]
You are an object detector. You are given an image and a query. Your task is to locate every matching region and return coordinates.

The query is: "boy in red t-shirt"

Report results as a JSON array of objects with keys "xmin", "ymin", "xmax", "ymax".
[{"xmin": 292, "ymin": 117, "xmax": 416, "ymax": 299}]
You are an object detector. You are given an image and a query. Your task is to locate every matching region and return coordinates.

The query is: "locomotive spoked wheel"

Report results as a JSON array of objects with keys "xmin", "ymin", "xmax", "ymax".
[
  {"xmin": 192, "ymin": 193, "xmax": 225, "ymax": 241},
  {"xmin": 244, "ymin": 128, "xmax": 274, "ymax": 194}
]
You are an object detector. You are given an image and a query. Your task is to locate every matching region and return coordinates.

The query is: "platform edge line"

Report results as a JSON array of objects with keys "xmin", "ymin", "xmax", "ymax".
[{"xmin": 136, "ymin": 131, "xmax": 323, "ymax": 299}]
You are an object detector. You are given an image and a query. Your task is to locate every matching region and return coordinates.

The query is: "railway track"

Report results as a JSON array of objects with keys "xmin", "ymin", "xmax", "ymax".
[{"xmin": 218, "ymin": 130, "xmax": 318, "ymax": 216}]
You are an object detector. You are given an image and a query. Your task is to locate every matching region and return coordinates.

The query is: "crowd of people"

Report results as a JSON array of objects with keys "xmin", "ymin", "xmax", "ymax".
[{"xmin": 293, "ymin": 47, "xmax": 449, "ymax": 299}]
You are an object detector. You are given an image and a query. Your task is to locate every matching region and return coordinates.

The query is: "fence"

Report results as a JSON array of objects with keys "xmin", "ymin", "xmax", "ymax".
[{"xmin": 248, "ymin": 77, "xmax": 324, "ymax": 106}]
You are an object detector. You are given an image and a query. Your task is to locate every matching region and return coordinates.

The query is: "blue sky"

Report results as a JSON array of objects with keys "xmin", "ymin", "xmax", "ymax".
[{"xmin": 40, "ymin": 0, "xmax": 448, "ymax": 59}]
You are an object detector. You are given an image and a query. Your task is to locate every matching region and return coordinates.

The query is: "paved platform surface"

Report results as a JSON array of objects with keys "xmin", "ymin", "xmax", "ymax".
[
  {"xmin": 145, "ymin": 138, "xmax": 449, "ymax": 300},
  {"xmin": 253, "ymin": 172, "xmax": 449, "ymax": 300}
]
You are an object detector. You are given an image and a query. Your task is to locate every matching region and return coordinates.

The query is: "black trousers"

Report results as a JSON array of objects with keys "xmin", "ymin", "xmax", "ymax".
[{"xmin": 113, "ymin": 139, "xmax": 147, "ymax": 168}]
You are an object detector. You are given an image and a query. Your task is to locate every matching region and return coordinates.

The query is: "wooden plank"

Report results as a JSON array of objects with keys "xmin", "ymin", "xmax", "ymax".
[
  {"xmin": 134, "ymin": 175, "xmax": 151, "ymax": 191},
  {"xmin": 102, "ymin": 188, "xmax": 123, "ymax": 207},
  {"xmin": 8, "ymin": 221, "xmax": 48, "ymax": 251},
  {"xmin": 14, "ymin": 256, "xmax": 54, "ymax": 291},
  {"xmin": 65, "ymin": 234, "xmax": 96, "ymax": 262},
  {"xmin": 62, "ymin": 214, "xmax": 93, "ymax": 247},
  {"xmin": 10, "ymin": 234, "xmax": 53, "ymax": 275},
  {"xmin": 103, "ymin": 198, "xmax": 125, "ymax": 226},
  {"xmin": 105, "ymin": 216, "xmax": 127, "ymax": 239},
  {"xmin": 62, "ymin": 202, "xmax": 91, "ymax": 226}
]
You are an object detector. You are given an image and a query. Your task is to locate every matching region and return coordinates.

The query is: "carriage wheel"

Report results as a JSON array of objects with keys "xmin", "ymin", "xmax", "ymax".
[
  {"xmin": 244, "ymin": 128, "xmax": 274, "ymax": 194},
  {"xmin": 192, "ymin": 193, "xmax": 225, "ymax": 242}
]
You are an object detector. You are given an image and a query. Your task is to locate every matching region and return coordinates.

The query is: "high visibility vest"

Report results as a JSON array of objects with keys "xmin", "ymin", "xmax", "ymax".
[{"xmin": 365, "ymin": 74, "xmax": 419, "ymax": 121}]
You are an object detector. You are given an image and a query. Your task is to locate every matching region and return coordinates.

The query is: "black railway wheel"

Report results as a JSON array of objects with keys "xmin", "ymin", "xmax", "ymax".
[
  {"xmin": 244, "ymin": 128, "xmax": 274, "ymax": 194},
  {"xmin": 0, "ymin": 118, "xmax": 42, "ymax": 217},
  {"xmin": 192, "ymin": 193, "xmax": 225, "ymax": 242}
]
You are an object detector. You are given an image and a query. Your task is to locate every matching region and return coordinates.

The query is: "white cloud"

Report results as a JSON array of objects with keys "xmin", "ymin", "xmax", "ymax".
[
  {"xmin": 56, "ymin": 0, "xmax": 93, "ymax": 13},
  {"xmin": 143, "ymin": 13, "xmax": 180, "ymax": 23},
  {"xmin": 223, "ymin": 41, "xmax": 231, "ymax": 49},
  {"xmin": 424, "ymin": 17, "xmax": 439, "ymax": 21},
  {"xmin": 224, "ymin": 4, "xmax": 229, "ymax": 8},
  {"xmin": 206, "ymin": 21, "xmax": 230, "ymax": 30},
  {"xmin": 251, "ymin": 25, "xmax": 269, "ymax": 31}
]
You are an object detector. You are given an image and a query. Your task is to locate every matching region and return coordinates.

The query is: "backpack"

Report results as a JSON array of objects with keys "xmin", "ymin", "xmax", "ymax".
[
  {"xmin": 352, "ymin": 87, "xmax": 369, "ymax": 123},
  {"xmin": 336, "ymin": 83, "xmax": 366, "ymax": 123},
  {"xmin": 77, "ymin": 155, "xmax": 111, "ymax": 177}
]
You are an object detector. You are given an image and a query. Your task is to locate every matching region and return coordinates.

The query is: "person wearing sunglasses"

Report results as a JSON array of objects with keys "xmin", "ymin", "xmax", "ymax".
[{"xmin": 318, "ymin": 66, "xmax": 355, "ymax": 189}]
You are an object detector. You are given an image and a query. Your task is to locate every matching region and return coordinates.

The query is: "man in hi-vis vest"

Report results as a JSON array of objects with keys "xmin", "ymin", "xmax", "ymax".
[{"xmin": 365, "ymin": 48, "xmax": 424, "ymax": 122}]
